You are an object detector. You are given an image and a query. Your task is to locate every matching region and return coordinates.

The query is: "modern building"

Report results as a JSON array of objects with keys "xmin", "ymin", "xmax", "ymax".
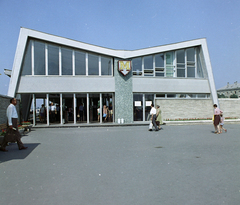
[
  {"xmin": 7, "ymin": 27, "xmax": 218, "ymax": 126},
  {"xmin": 217, "ymin": 81, "xmax": 240, "ymax": 98}
]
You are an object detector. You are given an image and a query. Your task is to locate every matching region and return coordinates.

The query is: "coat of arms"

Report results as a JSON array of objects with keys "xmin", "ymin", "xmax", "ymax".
[{"xmin": 118, "ymin": 61, "xmax": 131, "ymax": 76}]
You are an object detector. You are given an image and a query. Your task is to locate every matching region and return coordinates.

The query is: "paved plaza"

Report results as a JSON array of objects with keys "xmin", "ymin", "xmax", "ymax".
[{"xmin": 1, "ymin": 123, "xmax": 240, "ymax": 205}]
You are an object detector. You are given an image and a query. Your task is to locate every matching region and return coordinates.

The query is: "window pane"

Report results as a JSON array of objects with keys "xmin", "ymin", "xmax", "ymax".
[
  {"xmin": 155, "ymin": 53, "xmax": 164, "ymax": 67},
  {"xmin": 101, "ymin": 56, "xmax": 112, "ymax": 75},
  {"xmin": 187, "ymin": 66, "xmax": 195, "ymax": 77},
  {"xmin": 176, "ymin": 94, "xmax": 186, "ymax": 98},
  {"xmin": 62, "ymin": 48, "xmax": 72, "ymax": 75},
  {"xmin": 156, "ymin": 72, "xmax": 164, "ymax": 77},
  {"xmin": 34, "ymin": 41, "xmax": 45, "ymax": 75},
  {"xmin": 197, "ymin": 48, "xmax": 203, "ymax": 78},
  {"xmin": 145, "ymin": 94, "xmax": 154, "ymax": 121},
  {"xmin": 177, "ymin": 49, "xmax": 185, "ymax": 63},
  {"xmin": 187, "ymin": 94, "xmax": 197, "ymax": 98},
  {"xmin": 177, "ymin": 69, "xmax": 185, "ymax": 77},
  {"xmin": 48, "ymin": 44, "xmax": 59, "ymax": 75},
  {"xmin": 75, "ymin": 51, "xmax": 86, "ymax": 75},
  {"xmin": 144, "ymin": 56, "xmax": 153, "ymax": 70},
  {"xmin": 133, "ymin": 94, "xmax": 143, "ymax": 121},
  {"xmin": 88, "ymin": 54, "xmax": 99, "ymax": 75},
  {"xmin": 21, "ymin": 40, "xmax": 32, "ymax": 75},
  {"xmin": 198, "ymin": 94, "xmax": 206, "ymax": 98},
  {"xmin": 132, "ymin": 57, "xmax": 142, "ymax": 75},
  {"xmin": 167, "ymin": 94, "xmax": 176, "ymax": 98},
  {"xmin": 166, "ymin": 52, "xmax": 173, "ymax": 65},
  {"xmin": 156, "ymin": 94, "xmax": 165, "ymax": 98},
  {"xmin": 187, "ymin": 48, "xmax": 195, "ymax": 62}
]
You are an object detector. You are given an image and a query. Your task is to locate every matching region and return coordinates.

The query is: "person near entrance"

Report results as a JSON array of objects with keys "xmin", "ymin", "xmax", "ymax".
[
  {"xmin": 50, "ymin": 102, "xmax": 56, "ymax": 123},
  {"xmin": 0, "ymin": 98, "xmax": 28, "ymax": 152},
  {"xmin": 150, "ymin": 104, "xmax": 159, "ymax": 131}
]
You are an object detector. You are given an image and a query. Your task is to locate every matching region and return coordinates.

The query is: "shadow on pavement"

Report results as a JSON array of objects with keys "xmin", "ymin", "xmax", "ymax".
[{"xmin": 0, "ymin": 143, "xmax": 40, "ymax": 163}]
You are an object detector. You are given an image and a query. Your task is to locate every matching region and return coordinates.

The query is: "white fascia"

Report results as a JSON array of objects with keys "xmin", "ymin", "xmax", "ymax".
[
  {"xmin": 8, "ymin": 28, "xmax": 218, "ymax": 103},
  {"xmin": 200, "ymin": 39, "xmax": 218, "ymax": 106},
  {"xmin": 8, "ymin": 28, "xmax": 29, "ymax": 97}
]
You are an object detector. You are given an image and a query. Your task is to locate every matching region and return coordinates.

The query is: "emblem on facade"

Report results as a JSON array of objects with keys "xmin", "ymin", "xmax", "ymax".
[{"xmin": 118, "ymin": 61, "xmax": 131, "ymax": 76}]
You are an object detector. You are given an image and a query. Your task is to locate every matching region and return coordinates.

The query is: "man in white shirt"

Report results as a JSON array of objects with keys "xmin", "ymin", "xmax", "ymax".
[
  {"xmin": 150, "ymin": 104, "xmax": 159, "ymax": 131},
  {"xmin": 0, "ymin": 98, "xmax": 27, "ymax": 152}
]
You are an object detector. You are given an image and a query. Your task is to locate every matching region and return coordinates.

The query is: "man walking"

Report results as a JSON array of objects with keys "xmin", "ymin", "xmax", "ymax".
[
  {"xmin": 0, "ymin": 98, "xmax": 28, "ymax": 152},
  {"xmin": 150, "ymin": 104, "xmax": 159, "ymax": 131}
]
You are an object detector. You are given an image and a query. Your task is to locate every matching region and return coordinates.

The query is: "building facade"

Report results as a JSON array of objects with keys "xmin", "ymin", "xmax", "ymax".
[
  {"xmin": 217, "ymin": 81, "xmax": 240, "ymax": 98},
  {"xmin": 7, "ymin": 28, "xmax": 218, "ymax": 125}
]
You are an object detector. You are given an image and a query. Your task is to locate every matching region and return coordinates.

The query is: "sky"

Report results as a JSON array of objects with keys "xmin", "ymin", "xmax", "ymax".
[{"xmin": 0, "ymin": 0, "xmax": 240, "ymax": 95}]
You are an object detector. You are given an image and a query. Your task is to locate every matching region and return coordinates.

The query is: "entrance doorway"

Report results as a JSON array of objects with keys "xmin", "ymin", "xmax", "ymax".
[{"xmin": 89, "ymin": 94, "xmax": 99, "ymax": 122}]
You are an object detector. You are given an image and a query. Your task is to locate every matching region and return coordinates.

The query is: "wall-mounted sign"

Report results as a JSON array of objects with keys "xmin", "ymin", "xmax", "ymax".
[
  {"xmin": 146, "ymin": 101, "xmax": 152, "ymax": 106},
  {"xmin": 135, "ymin": 101, "xmax": 141, "ymax": 106},
  {"xmin": 118, "ymin": 60, "xmax": 131, "ymax": 76}
]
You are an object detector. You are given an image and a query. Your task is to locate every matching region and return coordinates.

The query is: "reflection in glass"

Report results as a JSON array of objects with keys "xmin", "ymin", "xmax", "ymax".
[
  {"xmin": 34, "ymin": 41, "xmax": 45, "ymax": 75},
  {"xmin": 75, "ymin": 51, "xmax": 86, "ymax": 75},
  {"xmin": 166, "ymin": 52, "xmax": 174, "ymax": 77},
  {"xmin": 62, "ymin": 48, "xmax": 72, "ymax": 75},
  {"xmin": 132, "ymin": 57, "xmax": 142, "ymax": 75},
  {"xmin": 101, "ymin": 57, "xmax": 112, "ymax": 75},
  {"xmin": 48, "ymin": 44, "xmax": 59, "ymax": 75},
  {"xmin": 133, "ymin": 94, "xmax": 143, "ymax": 121},
  {"xmin": 21, "ymin": 40, "xmax": 32, "ymax": 75},
  {"xmin": 88, "ymin": 54, "xmax": 99, "ymax": 75}
]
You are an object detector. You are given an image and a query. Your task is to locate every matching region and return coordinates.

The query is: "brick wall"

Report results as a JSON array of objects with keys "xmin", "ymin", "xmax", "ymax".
[
  {"xmin": 219, "ymin": 99, "xmax": 240, "ymax": 118},
  {"xmin": 155, "ymin": 99, "xmax": 214, "ymax": 120}
]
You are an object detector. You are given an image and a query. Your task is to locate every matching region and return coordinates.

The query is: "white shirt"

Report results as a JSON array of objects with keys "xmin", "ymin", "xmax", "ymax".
[
  {"xmin": 150, "ymin": 107, "xmax": 157, "ymax": 115},
  {"xmin": 6, "ymin": 104, "xmax": 18, "ymax": 126}
]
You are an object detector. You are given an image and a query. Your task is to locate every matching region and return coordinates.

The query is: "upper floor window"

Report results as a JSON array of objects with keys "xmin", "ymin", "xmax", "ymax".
[
  {"xmin": 21, "ymin": 40, "xmax": 113, "ymax": 77},
  {"xmin": 144, "ymin": 55, "xmax": 153, "ymax": 76},
  {"xmin": 48, "ymin": 44, "xmax": 59, "ymax": 75},
  {"xmin": 21, "ymin": 40, "xmax": 32, "ymax": 76},
  {"xmin": 101, "ymin": 56, "xmax": 112, "ymax": 76},
  {"xmin": 34, "ymin": 41, "xmax": 45, "ymax": 75},
  {"xmin": 88, "ymin": 53, "xmax": 99, "ymax": 75},
  {"xmin": 62, "ymin": 47, "xmax": 72, "ymax": 75},
  {"xmin": 155, "ymin": 53, "xmax": 164, "ymax": 77},
  {"xmin": 132, "ymin": 46, "xmax": 203, "ymax": 79},
  {"xmin": 75, "ymin": 51, "xmax": 86, "ymax": 75},
  {"xmin": 132, "ymin": 57, "xmax": 142, "ymax": 75}
]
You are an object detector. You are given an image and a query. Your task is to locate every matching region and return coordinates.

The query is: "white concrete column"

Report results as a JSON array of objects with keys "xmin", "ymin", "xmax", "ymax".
[
  {"xmin": 100, "ymin": 93, "xmax": 102, "ymax": 123},
  {"xmin": 60, "ymin": 94, "xmax": 63, "ymax": 124},
  {"xmin": 87, "ymin": 93, "xmax": 89, "ymax": 123},
  {"xmin": 46, "ymin": 94, "xmax": 49, "ymax": 126},
  {"xmin": 73, "ymin": 94, "xmax": 76, "ymax": 124},
  {"xmin": 33, "ymin": 94, "xmax": 36, "ymax": 126}
]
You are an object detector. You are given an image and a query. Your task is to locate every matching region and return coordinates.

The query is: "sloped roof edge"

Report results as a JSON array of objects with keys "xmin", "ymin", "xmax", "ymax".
[{"xmin": 20, "ymin": 27, "xmax": 206, "ymax": 59}]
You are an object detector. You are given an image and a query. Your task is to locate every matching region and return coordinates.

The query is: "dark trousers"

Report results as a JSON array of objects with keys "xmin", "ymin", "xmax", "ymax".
[
  {"xmin": 152, "ymin": 114, "xmax": 159, "ymax": 131},
  {"xmin": 1, "ymin": 118, "xmax": 24, "ymax": 149}
]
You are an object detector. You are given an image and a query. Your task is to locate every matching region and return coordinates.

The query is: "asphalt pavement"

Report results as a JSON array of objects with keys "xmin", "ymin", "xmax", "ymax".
[{"xmin": 0, "ymin": 123, "xmax": 240, "ymax": 205}]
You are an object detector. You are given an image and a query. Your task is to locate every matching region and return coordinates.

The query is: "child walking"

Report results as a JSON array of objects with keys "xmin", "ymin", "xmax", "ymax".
[{"xmin": 219, "ymin": 114, "xmax": 227, "ymax": 133}]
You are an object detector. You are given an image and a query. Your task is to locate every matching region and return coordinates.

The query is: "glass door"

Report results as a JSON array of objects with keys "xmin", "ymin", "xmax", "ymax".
[
  {"xmin": 89, "ymin": 94, "xmax": 100, "ymax": 123},
  {"xmin": 133, "ymin": 94, "xmax": 143, "ymax": 121}
]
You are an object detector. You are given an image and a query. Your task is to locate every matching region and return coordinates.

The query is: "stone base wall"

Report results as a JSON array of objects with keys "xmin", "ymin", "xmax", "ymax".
[
  {"xmin": 219, "ymin": 99, "xmax": 240, "ymax": 118},
  {"xmin": 155, "ymin": 99, "xmax": 214, "ymax": 120}
]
